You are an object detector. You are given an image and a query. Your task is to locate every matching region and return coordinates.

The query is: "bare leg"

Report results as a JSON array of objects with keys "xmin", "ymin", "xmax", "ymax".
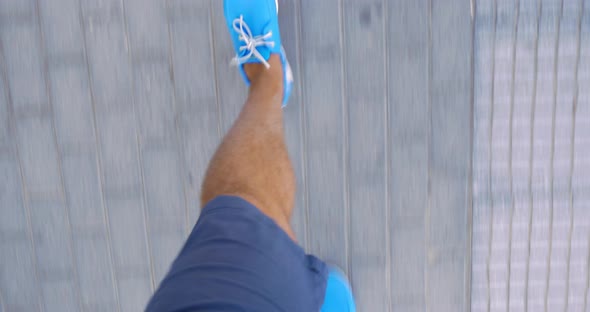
[{"xmin": 201, "ymin": 54, "xmax": 296, "ymax": 240}]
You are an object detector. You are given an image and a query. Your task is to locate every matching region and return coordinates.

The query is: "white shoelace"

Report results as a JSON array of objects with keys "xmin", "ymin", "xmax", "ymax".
[{"xmin": 231, "ymin": 15, "xmax": 275, "ymax": 69}]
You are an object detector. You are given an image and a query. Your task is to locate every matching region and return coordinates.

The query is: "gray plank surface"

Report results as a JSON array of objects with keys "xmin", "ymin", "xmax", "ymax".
[
  {"xmin": 508, "ymin": 1, "xmax": 538, "ymax": 311},
  {"xmin": 38, "ymin": 0, "xmax": 85, "ymax": 57},
  {"xmin": 528, "ymin": 1, "xmax": 561, "ymax": 310},
  {"xmin": 0, "ymin": 154, "xmax": 42, "ymax": 312},
  {"xmin": 471, "ymin": 1, "xmax": 590, "ymax": 312},
  {"xmin": 342, "ymin": 0, "xmax": 389, "ymax": 310},
  {"xmin": 569, "ymin": 4, "xmax": 590, "ymax": 311},
  {"xmin": 472, "ymin": 3, "xmax": 496, "ymax": 311},
  {"xmin": 210, "ymin": 0, "xmax": 245, "ymax": 133},
  {"xmin": 387, "ymin": 1, "xmax": 430, "ymax": 311},
  {"xmin": 489, "ymin": 1, "xmax": 517, "ymax": 311},
  {"xmin": 0, "ymin": 56, "xmax": 7, "ymax": 145},
  {"xmin": 0, "ymin": 0, "xmax": 475, "ymax": 310},
  {"xmin": 15, "ymin": 115, "xmax": 61, "ymax": 197},
  {"xmin": 73, "ymin": 232, "xmax": 118, "ymax": 310},
  {"xmin": 80, "ymin": 1, "xmax": 155, "ymax": 310},
  {"xmin": 278, "ymin": 0, "xmax": 309, "ymax": 247},
  {"xmin": 168, "ymin": 0, "xmax": 220, "ymax": 227},
  {"xmin": 0, "ymin": 7, "xmax": 44, "ymax": 310},
  {"xmin": 0, "ymin": 3, "xmax": 47, "ymax": 115},
  {"xmin": 429, "ymin": 0, "xmax": 473, "ymax": 311},
  {"xmin": 141, "ymin": 147, "xmax": 185, "ymax": 284},
  {"xmin": 125, "ymin": 0, "xmax": 186, "ymax": 291},
  {"xmin": 21, "ymin": 0, "xmax": 590, "ymax": 311},
  {"xmin": 547, "ymin": 1, "xmax": 583, "ymax": 311},
  {"xmin": 106, "ymin": 197, "xmax": 152, "ymax": 310},
  {"xmin": 299, "ymin": 0, "xmax": 349, "ymax": 271}
]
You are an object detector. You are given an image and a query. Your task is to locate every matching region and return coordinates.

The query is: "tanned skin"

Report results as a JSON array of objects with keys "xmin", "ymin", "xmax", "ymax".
[{"xmin": 201, "ymin": 55, "xmax": 297, "ymax": 241}]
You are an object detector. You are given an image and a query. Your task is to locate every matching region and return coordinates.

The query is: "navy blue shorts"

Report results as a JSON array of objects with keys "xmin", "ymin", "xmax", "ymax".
[{"xmin": 146, "ymin": 196, "xmax": 328, "ymax": 311}]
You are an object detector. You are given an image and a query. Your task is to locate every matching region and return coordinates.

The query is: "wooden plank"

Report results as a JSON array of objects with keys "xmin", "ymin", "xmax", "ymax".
[
  {"xmin": 41, "ymin": 280, "xmax": 77, "ymax": 312},
  {"xmin": 489, "ymin": 1, "xmax": 517, "ymax": 310},
  {"xmin": 342, "ymin": 0, "xmax": 388, "ymax": 310},
  {"xmin": 277, "ymin": 0, "xmax": 309, "ymax": 247},
  {"xmin": 0, "ymin": 154, "xmax": 28, "ymax": 236},
  {"xmin": 28, "ymin": 200, "xmax": 77, "ymax": 311},
  {"xmin": 81, "ymin": 0, "xmax": 155, "ymax": 306},
  {"xmin": 547, "ymin": 1, "xmax": 583, "ymax": 310},
  {"xmin": 0, "ymin": 14, "xmax": 47, "ymax": 114},
  {"xmin": 168, "ymin": 0, "xmax": 220, "ymax": 225},
  {"xmin": 0, "ymin": 158, "xmax": 41, "ymax": 311},
  {"xmin": 48, "ymin": 62, "xmax": 96, "ymax": 152},
  {"xmin": 73, "ymin": 234, "xmax": 118, "ymax": 311},
  {"xmin": 0, "ymin": 16, "xmax": 43, "ymax": 311},
  {"xmin": 62, "ymin": 152, "xmax": 119, "ymax": 308},
  {"xmin": 508, "ymin": 0, "xmax": 540, "ymax": 311},
  {"xmin": 471, "ymin": 0, "xmax": 495, "ymax": 311},
  {"xmin": 527, "ymin": 0, "xmax": 561, "ymax": 310},
  {"xmin": 299, "ymin": 0, "xmax": 348, "ymax": 270},
  {"xmin": 80, "ymin": 0, "xmax": 133, "ymax": 112},
  {"xmin": 117, "ymin": 275, "xmax": 152, "ymax": 312},
  {"xmin": 131, "ymin": 61, "xmax": 176, "ymax": 144},
  {"xmin": 568, "ymin": 5, "xmax": 590, "ymax": 311},
  {"xmin": 123, "ymin": 0, "xmax": 174, "ymax": 294},
  {"xmin": 0, "ymin": 240, "xmax": 41, "ymax": 311},
  {"xmin": 38, "ymin": 0, "xmax": 84, "ymax": 56},
  {"xmin": 124, "ymin": 0, "xmax": 168, "ymax": 57},
  {"xmin": 105, "ymin": 196, "xmax": 152, "ymax": 310},
  {"xmin": 429, "ymin": 0, "xmax": 472, "ymax": 311},
  {"xmin": 387, "ymin": 0, "xmax": 429, "ymax": 311},
  {"xmin": 142, "ymin": 148, "xmax": 185, "ymax": 284},
  {"xmin": 15, "ymin": 115, "xmax": 62, "ymax": 197},
  {"xmin": 21, "ymin": 8, "xmax": 85, "ymax": 295},
  {"xmin": 209, "ymin": 0, "xmax": 247, "ymax": 133},
  {"xmin": 0, "ymin": 53, "xmax": 8, "ymax": 144},
  {"xmin": 125, "ymin": 0, "xmax": 187, "ymax": 282}
]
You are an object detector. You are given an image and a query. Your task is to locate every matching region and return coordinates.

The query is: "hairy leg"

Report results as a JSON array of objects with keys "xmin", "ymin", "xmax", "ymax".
[{"xmin": 201, "ymin": 55, "xmax": 296, "ymax": 240}]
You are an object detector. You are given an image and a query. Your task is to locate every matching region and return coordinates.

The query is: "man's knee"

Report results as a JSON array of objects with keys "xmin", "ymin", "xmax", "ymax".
[{"xmin": 201, "ymin": 188, "xmax": 296, "ymax": 241}]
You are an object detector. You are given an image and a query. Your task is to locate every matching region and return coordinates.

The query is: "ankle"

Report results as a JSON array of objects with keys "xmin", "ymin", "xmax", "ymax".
[
  {"xmin": 243, "ymin": 63, "xmax": 266, "ymax": 81},
  {"xmin": 244, "ymin": 54, "xmax": 283, "ymax": 99},
  {"xmin": 244, "ymin": 54, "xmax": 282, "ymax": 84}
]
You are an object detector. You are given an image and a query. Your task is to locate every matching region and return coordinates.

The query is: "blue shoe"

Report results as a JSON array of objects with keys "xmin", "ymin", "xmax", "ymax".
[
  {"xmin": 223, "ymin": 0, "xmax": 293, "ymax": 107},
  {"xmin": 321, "ymin": 266, "xmax": 356, "ymax": 312}
]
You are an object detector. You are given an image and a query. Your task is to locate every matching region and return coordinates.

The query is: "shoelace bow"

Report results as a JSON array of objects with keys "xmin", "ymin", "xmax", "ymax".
[{"xmin": 231, "ymin": 15, "xmax": 275, "ymax": 69}]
